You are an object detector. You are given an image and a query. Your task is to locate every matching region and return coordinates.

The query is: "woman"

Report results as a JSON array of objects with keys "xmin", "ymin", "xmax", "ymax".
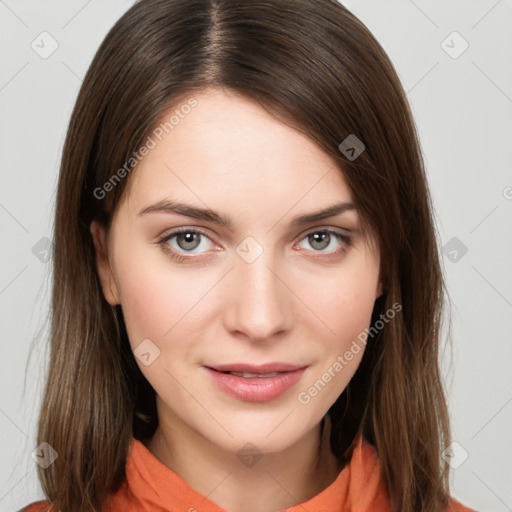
[{"xmin": 22, "ymin": 0, "xmax": 475, "ymax": 510}]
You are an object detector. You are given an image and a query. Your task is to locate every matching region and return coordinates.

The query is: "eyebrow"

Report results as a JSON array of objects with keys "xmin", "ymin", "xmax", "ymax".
[{"xmin": 138, "ymin": 199, "xmax": 356, "ymax": 227}]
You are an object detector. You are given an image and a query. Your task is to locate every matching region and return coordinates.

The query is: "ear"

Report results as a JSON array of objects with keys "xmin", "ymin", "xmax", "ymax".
[
  {"xmin": 90, "ymin": 220, "xmax": 120, "ymax": 305},
  {"xmin": 375, "ymin": 265, "xmax": 386, "ymax": 299},
  {"xmin": 376, "ymin": 278, "xmax": 383, "ymax": 299},
  {"xmin": 376, "ymin": 256, "xmax": 387, "ymax": 299}
]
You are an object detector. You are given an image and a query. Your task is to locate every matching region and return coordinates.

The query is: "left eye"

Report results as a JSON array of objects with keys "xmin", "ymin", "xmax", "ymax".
[{"xmin": 297, "ymin": 230, "xmax": 351, "ymax": 253}]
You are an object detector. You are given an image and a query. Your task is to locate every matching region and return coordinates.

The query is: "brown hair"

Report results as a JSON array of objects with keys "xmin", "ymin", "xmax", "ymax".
[{"xmin": 34, "ymin": 0, "xmax": 452, "ymax": 510}]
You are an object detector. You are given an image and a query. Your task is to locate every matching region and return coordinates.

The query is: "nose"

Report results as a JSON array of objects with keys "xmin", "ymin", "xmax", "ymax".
[{"xmin": 223, "ymin": 246, "xmax": 294, "ymax": 343}]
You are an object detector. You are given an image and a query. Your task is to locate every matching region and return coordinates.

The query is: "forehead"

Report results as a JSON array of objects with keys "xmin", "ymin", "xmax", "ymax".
[{"xmin": 120, "ymin": 88, "xmax": 354, "ymax": 221}]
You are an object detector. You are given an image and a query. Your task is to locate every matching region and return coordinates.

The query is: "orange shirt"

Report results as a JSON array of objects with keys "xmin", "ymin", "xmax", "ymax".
[{"xmin": 21, "ymin": 435, "xmax": 475, "ymax": 512}]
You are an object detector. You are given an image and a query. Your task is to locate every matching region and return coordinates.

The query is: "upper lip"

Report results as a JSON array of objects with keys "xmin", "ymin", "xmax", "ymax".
[{"xmin": 205, "ymin": 363, "xmax": 307, "ymax": 374}]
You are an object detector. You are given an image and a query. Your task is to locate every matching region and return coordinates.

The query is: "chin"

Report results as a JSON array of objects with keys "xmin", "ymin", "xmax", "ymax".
[{"xmin": 193, "ymin": 407, "xmax": 322, "ymax": 454}]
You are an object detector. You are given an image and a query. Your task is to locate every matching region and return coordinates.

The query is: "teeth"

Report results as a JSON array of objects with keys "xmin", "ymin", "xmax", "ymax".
[{"xmin": 229, "ymin": 371, "xmax": 281, "ymax": 378}]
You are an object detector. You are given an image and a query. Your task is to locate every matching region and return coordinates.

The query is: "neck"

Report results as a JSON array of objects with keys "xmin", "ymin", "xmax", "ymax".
[{"xmin": 143, "ymin": 412, "xmax": 343, "ymax": 512}]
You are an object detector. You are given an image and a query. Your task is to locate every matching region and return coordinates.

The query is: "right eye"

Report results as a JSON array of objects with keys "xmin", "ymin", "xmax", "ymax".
[{"xmin": 157, "ymin": 227, "xmax": 216, "ymax": 262}]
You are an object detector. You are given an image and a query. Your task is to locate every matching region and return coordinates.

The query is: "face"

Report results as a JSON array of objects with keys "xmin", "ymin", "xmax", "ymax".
[{"xmin": 91, "ymin": 87, "xmax": 382, "ymax": 454}]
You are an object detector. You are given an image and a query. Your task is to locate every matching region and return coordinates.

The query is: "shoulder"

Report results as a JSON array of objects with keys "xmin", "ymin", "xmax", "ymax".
[
  {"xmin": 448, "ymin": 497, "xmax": 478, "ymax": 512},
  {"xmin": 18, "ymin": 500, "xmax": 53, "ymax": 512}
]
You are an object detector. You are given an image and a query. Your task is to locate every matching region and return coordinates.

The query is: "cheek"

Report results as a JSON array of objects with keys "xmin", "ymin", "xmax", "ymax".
[
  {"xmin": 117, "ymin": 265, "xmax": 213, "ymax": 393},
  {"xmin": 119, "ymin": 269, "xmax": 210, "ymax": 349},
  {"xmin": 292, "ymin": 259, "xmax": 379, "ymax": 404},
  {"xmin": 294, "ymin": 271, "xmax": 377, "ymax": 408},
  {"xmin": 296, "ymin": 264, "xmax": 378, "ymax": 344},
  {"xmin": 113, "ymin": 242, "xmax": 205, "ymax": 349}
]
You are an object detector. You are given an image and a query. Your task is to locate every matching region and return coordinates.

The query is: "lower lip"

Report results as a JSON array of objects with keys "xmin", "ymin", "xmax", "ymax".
[{"xmin": 204, "ymin": 367, "xmax": 307, "ymax": 402}]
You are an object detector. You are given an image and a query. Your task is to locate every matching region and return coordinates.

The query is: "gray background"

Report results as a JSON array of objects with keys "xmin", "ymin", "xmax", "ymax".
[{"xmin": 1, "ymin": 1, "xmax": 511, "ymax": 511}]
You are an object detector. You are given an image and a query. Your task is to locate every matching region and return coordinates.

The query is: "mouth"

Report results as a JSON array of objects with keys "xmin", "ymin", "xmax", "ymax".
[
  {"xmin": 216, "ymin": 370, "xmax": 283, "ymax": 378},
  {"xmin": 203, "ymin": 363, "xmax": 308, "ymax": 401},
  {"xmin": 206, "ymin": 362, "xmax": 306, "ymax": 375}
]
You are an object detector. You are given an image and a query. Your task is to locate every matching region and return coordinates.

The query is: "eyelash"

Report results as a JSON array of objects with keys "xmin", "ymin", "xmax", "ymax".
[{"xmin": 156, "ymin": 227, "xmax": 352, "ymax": 263}]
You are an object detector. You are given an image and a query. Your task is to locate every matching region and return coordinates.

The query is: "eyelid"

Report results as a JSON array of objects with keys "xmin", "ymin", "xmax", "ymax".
[{"xmin": 300, "ymin": 225, "xmax": 351, "ymax": 237}]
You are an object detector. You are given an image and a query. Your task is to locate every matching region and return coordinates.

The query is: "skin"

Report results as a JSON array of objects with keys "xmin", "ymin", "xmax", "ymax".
[{"xmin": 90, "ymin": 87, "xmax": 382, "ymax": 512}]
